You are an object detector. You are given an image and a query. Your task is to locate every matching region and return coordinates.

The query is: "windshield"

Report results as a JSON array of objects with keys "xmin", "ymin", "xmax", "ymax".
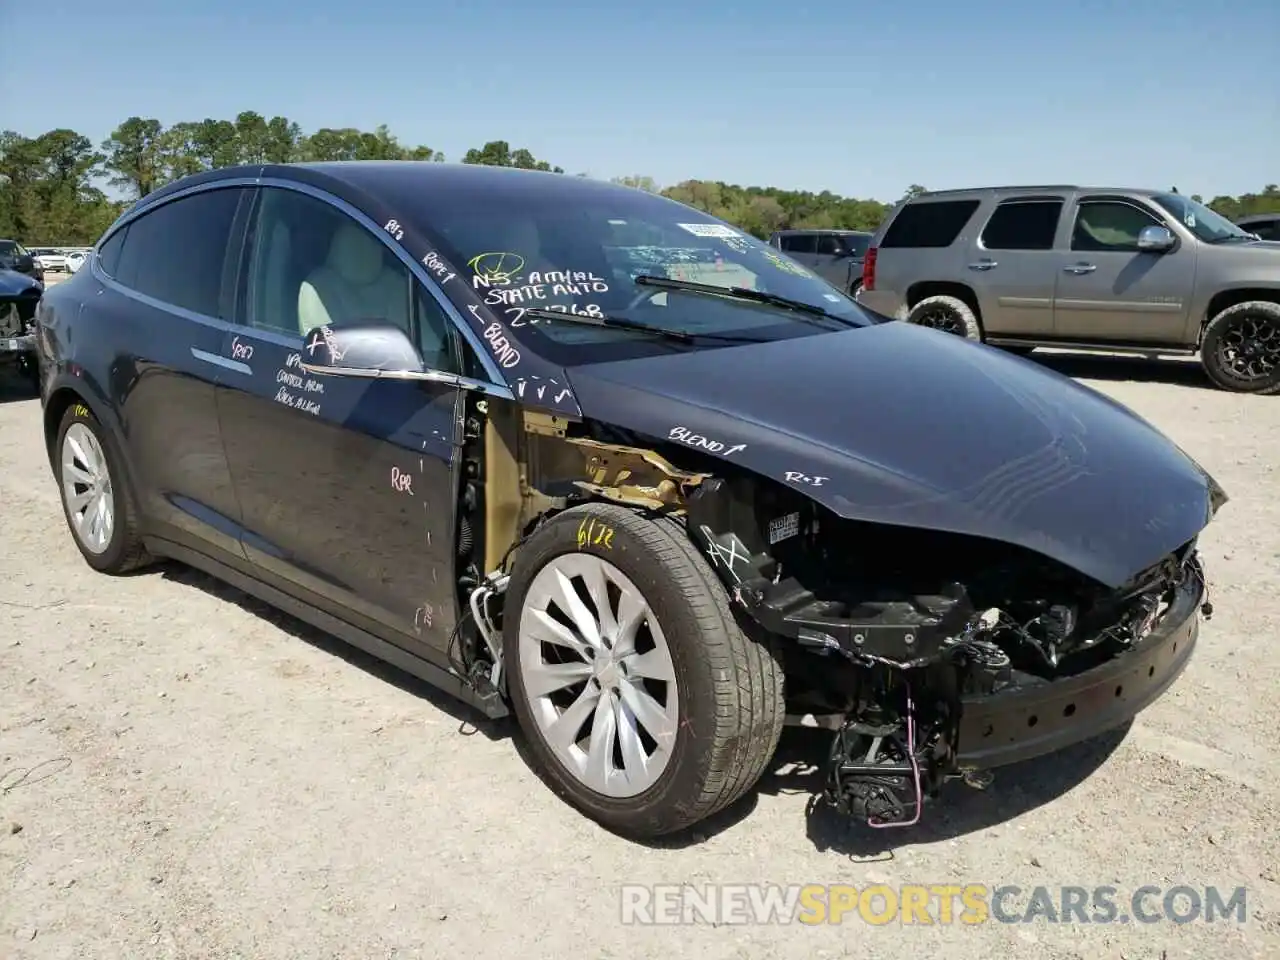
[
  {"xmin": 416, "ymin": 183, "xmax": 877, "ymax": 364},
  {"xmin": 0, "ymin": 241, "xmax": 24, "ymax": 258},
  {"xmin": 1151, "ymin": 193, "xmax": 1253, "ymax": 243}
]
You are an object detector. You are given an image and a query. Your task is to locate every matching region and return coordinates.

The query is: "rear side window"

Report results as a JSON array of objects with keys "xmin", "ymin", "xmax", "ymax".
[
  {"xmin": 880, "ymin": 199, "xmax": 980, "ymax": 248},
  {"xmin": 980, "ymin": 199, "xmax": 1064, "ymax": 250},
  {"xmin": 113, "ymin": 187, "xmax": 245, "ymax": 317},
  {"xmin": 780, "ymin": 233, "xmax": 816, "ymax": 253}
]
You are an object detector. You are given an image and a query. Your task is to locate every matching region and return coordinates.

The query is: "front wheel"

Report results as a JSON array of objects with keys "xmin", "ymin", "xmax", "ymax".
[
  {"xmin": 1200, "ymin": 300, "xmax": 1280, "ymax": 394},
  {"xmin": 906, "ymin": 294, "xmax": 982, "ymax": 341},
  {"xmin": 504, "ymin": 503, "xmax": 785, "ymax": 838}
]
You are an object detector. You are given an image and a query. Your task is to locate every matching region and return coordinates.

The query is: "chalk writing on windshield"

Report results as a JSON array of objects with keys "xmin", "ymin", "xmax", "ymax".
[
  {"xmin": 761, "ymin": 249, "xmax": 811, "ymax": 277},
  {"xmin": 669, "ymin": 426, "xmax": 747, "ymax": 456},
  {"xmin": 469, "ymin": 252, "xmax": 525, "ymax": 285}
]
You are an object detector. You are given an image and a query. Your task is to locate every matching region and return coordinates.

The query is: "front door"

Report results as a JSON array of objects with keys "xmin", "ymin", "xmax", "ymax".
[
  {"xmin": 214, "ymin": 184, "xmax": 467, "ymax": 658},
  {"xmin": 1052, "ymin": 197, "xmax": 1195, "ymax": 344}
]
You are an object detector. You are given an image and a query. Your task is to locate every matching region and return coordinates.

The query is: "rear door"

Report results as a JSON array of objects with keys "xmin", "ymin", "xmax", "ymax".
[
  {"xmin": 1052, "ymin": 195, "xmax": 1194, "ymax": 344},
  {"xmin": 969, "ymin": 195, "xmax": 1065, "ymax": 338},
  {"xmin": 91, "ymin": 185, "xmax": 252, "ymax": 559},
  {"xmin": 214, "ymin": 183, "xmax": 469, "ymax": 658}
]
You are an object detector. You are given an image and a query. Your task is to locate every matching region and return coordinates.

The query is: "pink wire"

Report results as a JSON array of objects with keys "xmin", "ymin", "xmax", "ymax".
[{"xmin": 868, "ymin": 685, "xmax": 922, "ymax": 828}]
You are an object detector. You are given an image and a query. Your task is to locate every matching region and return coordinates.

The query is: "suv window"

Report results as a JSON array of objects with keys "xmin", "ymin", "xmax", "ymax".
[
  {"xmin": 1071, "ymin": 200, "xmax": 1161, "ymax": 252},
  {"xmin": 1244, "ymin": 218, "xmax": 1279, "ymax": 241},
  {"xmin": 880, "ymin": 199, "xmax": 980, "ymax": 248},
  {"xmin": 980, "ymin": 199, "xmax": 1063, "ymax": 250},
  {"xmin": 779, "ymin": 233, "xmax": 816, "ymax": 254},
  {"xmin": 815, "ymin": 234, "xmax": 843, "ymax": 255},
  {"xmin": 243, "ymin": 187, "xmax": 466, "ymax": 374},
  {"xmin": 112, "ymin": 187, "xmax": 245, "ymax": 317}
]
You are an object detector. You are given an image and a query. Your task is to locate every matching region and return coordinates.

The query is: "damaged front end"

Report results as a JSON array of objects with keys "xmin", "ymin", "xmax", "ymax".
[{"xmin": 684, "ymin": 476, "xmax": 1213, "ymax": 828}]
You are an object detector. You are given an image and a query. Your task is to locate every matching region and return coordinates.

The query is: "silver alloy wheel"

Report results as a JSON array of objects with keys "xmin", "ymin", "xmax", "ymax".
[
  {"xmin": 518, "ymin": 553, "xmax": 679, "ymax": 798},
  {"xmin": 60, "ymin": 422, "xmax": 115, "ymax": 554}
]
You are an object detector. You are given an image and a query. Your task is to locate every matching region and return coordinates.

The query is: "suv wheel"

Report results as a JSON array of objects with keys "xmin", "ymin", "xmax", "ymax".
[
  {"xmin": 906, "ymin": 295, "xmax": 982, "ymax": 341},
  {"xmin": 504, "ymin": 503, "xmax": 785, "ymax": 838},
  {"xmin": 1200, "ymin": 301, "xmax": 1280, "ymax": 394}
]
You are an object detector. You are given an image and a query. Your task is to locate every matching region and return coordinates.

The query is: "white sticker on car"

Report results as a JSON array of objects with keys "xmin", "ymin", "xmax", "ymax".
[
  {"xmin": 677, "ymin": 223, "xmax": 742, "ymax": 239},
  {"xmin": 768, "ymin": 512, "xmax": 800, "ymax": 544}
]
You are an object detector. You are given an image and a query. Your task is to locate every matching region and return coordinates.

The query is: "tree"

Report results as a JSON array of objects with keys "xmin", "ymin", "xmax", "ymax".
[
  {"xmin": 462, "ymin": 140, "xmax": 564, "ymax": 173},
  {"xmin": 3, "ymin": 115, "xmax": 1276, "ymax": 245},
  {"xmin": 101, "ymin": 117, "xmax": 166, "ymax": 198}
]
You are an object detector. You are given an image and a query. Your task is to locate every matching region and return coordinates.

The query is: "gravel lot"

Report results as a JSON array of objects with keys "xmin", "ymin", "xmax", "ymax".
[{"xmin": 2, "ymin": 345, "xmax": 1278, "ymax": 960}]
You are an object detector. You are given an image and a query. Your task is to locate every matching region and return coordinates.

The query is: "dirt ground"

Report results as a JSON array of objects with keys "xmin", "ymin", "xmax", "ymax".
[{"xmin": 2, "ymin": 344, "xmax": 1278, "ymax": 960}]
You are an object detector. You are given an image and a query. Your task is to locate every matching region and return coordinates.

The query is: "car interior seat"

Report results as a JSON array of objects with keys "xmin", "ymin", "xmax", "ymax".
[{"xmin": 298, "ymin": 223, "xmax": 410, "ymax": 336}]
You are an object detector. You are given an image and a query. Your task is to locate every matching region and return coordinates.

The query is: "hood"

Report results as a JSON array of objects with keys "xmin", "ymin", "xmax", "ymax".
[
  {"xmin": 0, "ymin": 268, "xmax": 41, "ymax": 298},
  {"xmin": 565, "ymin": 321, "xmax": 1223, "ymax": 589}
]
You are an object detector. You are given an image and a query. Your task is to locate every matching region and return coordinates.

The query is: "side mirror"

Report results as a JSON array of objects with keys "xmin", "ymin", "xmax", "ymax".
[
  {"xmin": 300, "ymin": 322, "xmax": 425, "ymax": 377},
  {"xmin": 1137, "ymin": 225, "xmax": 1175, "ymax": 252}
]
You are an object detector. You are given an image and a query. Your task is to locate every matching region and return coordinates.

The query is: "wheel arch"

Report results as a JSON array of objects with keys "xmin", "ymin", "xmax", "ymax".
[
  {"xmin": 1199, "ymin": 287, "xmax": 1280, "ymax": 344},
  {"xmin": 905, "ymin": 281, "xmax": 984, "ymax": 324}
]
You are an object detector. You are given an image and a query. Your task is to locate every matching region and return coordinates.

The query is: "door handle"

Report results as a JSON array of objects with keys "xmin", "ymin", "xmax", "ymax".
[
  {"xmin": 1064, "ymin": 263, "xmax": 1097, "ymax": 274},
  {"xmin": 968, "ymin": 260, "xmax": 997, "ymax": 271}
]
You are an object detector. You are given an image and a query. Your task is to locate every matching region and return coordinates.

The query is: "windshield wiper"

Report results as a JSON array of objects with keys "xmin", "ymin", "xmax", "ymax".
[
  {"xmin": 632, "ymin": 274, "xmax": 858, "ymax": 327},
  {"xmin": 1206, "ymin": 233, "xmax": 1255, "ymax": 244},
  {"xmin": 517, "ymin": 307, "xmax": 767, "ymax": 343}
]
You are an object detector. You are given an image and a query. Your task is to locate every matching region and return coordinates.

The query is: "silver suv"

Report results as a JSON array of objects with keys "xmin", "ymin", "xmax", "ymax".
[{"xmin": 857, "ymin": 186, "xmax": 1280, "ymax": 394}]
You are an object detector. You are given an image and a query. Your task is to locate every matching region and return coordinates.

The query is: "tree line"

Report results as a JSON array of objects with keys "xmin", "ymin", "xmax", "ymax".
[{"xmin": 3, "ymin": 112, "xmax": 1278, "ymax": 246}]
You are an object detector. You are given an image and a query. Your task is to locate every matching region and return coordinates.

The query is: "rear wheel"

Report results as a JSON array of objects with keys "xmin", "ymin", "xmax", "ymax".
[
  {"xmin": 504, "ymin": 503, "xmax": 785, "ymax": 838},
  {"xmin": 55, "ymin": 403, "xmax": 151, "ymax": 573},
  {"xmin": 1200, "ymin": 300, "xmax": 1280, "ymax": 394},
  {"xmin": 906, "ymin": 294, "xmax": 982, "ymax": 341}
]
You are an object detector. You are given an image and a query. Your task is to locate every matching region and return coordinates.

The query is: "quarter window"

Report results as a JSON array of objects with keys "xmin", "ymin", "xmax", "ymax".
[
  {"xmin": 980, "ymin": 199, "xmax": 1063, "ymax": 250},
  {"xmin": 880, "ymin": 200, "xmax": 980, "ymax": 248},
  {"xmin": 112, "ymin": 187, "xmax": 245, "ymax": 317},
  {"xmin": 1071, "ymin": 201, "xmax": 1162, "ymax": 252}
]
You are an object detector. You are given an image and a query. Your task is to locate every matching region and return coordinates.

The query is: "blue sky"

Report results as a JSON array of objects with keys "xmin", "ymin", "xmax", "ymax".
[{"xmin": 9, "ymin": 0, "xmax": 1278, "ymax": 202}]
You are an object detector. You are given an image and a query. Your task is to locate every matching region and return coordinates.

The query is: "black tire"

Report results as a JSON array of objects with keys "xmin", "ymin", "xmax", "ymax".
[
  {"xmin": 504, "ymin": 502, "xmax": 785, "ymax": 838},
  {"xmin": 906, "ymin": 294, "xmax": 983, "ymax": 341},
  {"xmin": 54, "ymin": 402, "xmax": 151, "ymax": 574},
  {"xmin": 1200, "ymin": 300, "xmax": 1280, "ymax": 395}
]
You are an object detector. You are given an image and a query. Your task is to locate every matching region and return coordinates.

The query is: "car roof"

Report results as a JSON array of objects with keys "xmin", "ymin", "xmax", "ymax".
[
  {"xmin": 908, "ymin": 185, "xmax": 1168, "ymax": 200},
  {"xmin": 773, "ymin": 228, "xmax": 871, "ymax": 235}
]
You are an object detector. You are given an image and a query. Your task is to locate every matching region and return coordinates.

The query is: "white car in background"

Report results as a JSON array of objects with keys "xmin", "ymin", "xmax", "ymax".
[
  {"xmin": 29, "ymin": 248, "xmax": 69, "ymax": 271},
  {"xmin": 64, "ymin": 251, "xmax": 88, "ymax": 274}
]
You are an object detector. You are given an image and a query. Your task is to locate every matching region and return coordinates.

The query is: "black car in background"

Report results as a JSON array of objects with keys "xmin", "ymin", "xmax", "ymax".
[
  {"xmin": 767, "ymin": 228, "xmax": 873, "ymax": 295},
  {"xmin": 1236, "ymin": 213, "xmax": 1280, "ymax": 241},
  {"xmin": 34, "ymin": 162, "xmax": 1224, "ymax": 839},
  {"xmin": 0, "ymin": 238, "xmax": 45, "ymax": 285}
]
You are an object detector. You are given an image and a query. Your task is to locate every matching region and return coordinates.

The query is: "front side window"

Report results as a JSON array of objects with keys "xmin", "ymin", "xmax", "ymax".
[
  {"xmin": 112, "ymin": 187, "xmax": 245, "ymax": 317},
  {"xmin": 387, "ymin": 183, "xmax": 874, "ymax": 366},
  {"xmin": 780, "ymin": 233, "xmax": 816, "ymax": 253},
  {"xmin": 242, "ymin": 187, "xmax": 467, "ymax": 374},
  {"xmin": 815, "ymin": 234, "xmax": 842, "ymax": 255},
  {"xmin": 1071, "ymin": 200, "xmax": 1161, "ymax": 252},
  {"xmin": 980, "ymin": 199, "xmax": 1063, "ymax": 250}
]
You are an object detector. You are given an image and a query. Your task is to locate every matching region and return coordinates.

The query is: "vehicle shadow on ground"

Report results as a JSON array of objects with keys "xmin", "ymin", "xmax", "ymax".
[
  {"xmin": 1027, "ymin": 351, "xmax": 1213, "ymax": 389},
  {"xmin": 751, "ymin": 723, "xmax": 1128, "ymax": 857},
  {"xmin": 155, "ymin": 561, "xmax": 512, "ymax": 742}
]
